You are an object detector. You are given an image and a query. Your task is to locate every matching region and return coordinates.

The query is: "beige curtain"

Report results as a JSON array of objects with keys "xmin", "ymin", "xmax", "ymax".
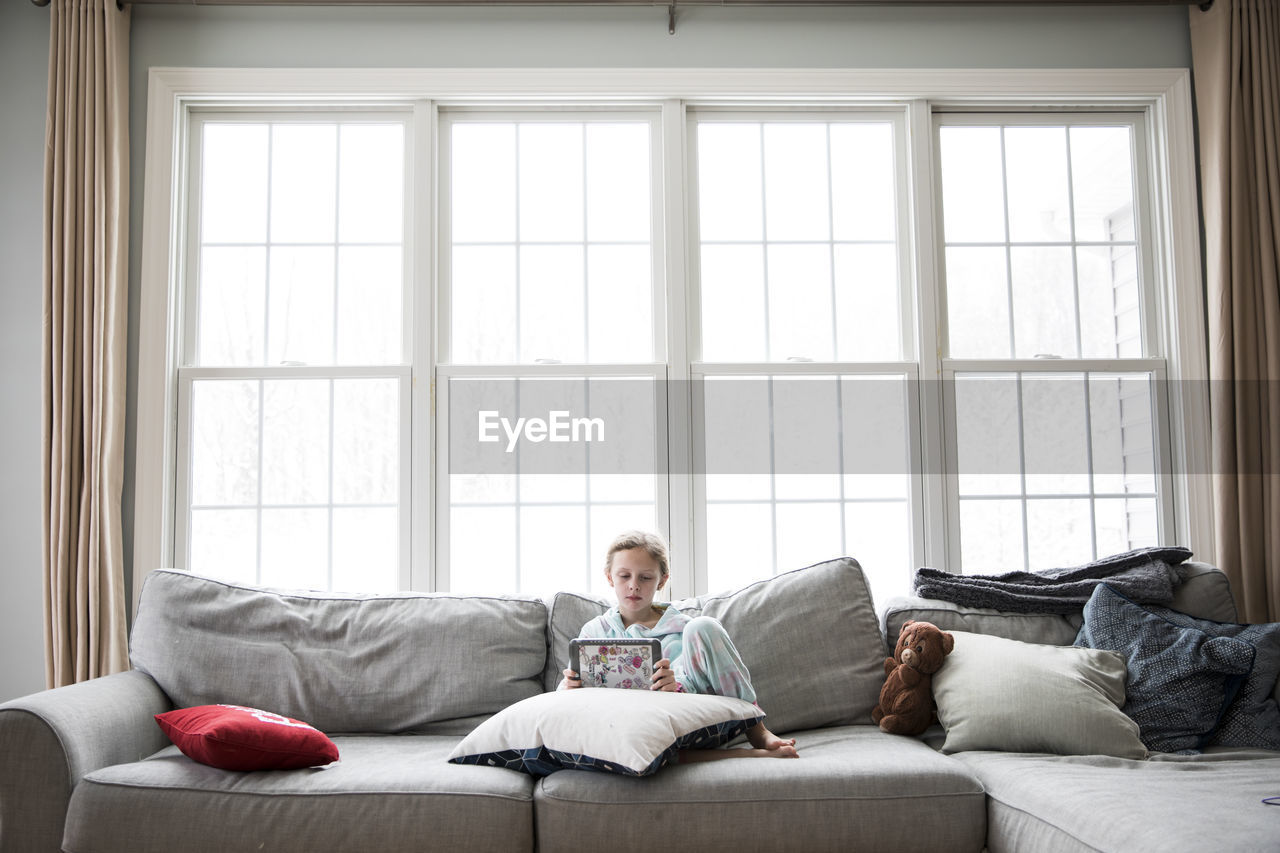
[
  {"xmin": 1191, "ymin": 0, "xmax": 1280, "ymax": 623},
  {"xmin": 42, "ymin": 0, "xmax": 131, "ymax": 688}
]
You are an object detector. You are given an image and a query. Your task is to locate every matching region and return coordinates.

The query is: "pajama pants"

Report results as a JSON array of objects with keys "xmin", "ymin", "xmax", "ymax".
[{"xmin": 672, "ymin": 616, "xmax": 758, "ymax": 705}]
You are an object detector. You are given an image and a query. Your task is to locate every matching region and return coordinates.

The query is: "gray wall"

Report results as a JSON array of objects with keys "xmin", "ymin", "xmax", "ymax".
[
  {"xmin": 3, "ymin": 2, "xmax": 1192, "ymax": 703},
  {"xmin": 0, "ymin": 2, "xmax": 53, "ymax": 703}
]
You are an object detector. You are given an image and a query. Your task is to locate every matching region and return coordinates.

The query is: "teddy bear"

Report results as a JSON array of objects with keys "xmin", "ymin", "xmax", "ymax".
[{"xmin": 871, "ymin": 620, "xmax": 954, "ymax": 737}]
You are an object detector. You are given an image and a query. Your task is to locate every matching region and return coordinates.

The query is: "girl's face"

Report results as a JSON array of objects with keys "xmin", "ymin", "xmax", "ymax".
[{"xmin": 606, "ymin": 548, "xmax": 666, "ymax": 624}]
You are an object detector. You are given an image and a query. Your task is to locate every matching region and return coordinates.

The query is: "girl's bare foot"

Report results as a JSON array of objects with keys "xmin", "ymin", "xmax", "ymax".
[{"xmin": 747, "ymin": 722, "xmax": 797, "ymax": 755}]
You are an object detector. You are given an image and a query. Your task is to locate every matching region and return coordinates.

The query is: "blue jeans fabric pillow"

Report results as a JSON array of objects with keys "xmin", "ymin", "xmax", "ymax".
[{"xmin": 1075, "ymin": 584, "xmax": 1254, "ymax": 753}]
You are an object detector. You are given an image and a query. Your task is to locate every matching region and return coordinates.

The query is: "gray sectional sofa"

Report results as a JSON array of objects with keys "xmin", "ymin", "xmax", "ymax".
[{"xmin": 1, "ymin": 558, "xmax": 1277, "ymax": 853}]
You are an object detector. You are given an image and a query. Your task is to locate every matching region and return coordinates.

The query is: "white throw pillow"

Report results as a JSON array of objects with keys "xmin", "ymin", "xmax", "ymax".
[
  {"xmin": 448, "ymin": 689, "xmax": 763, "ymax": 776},
  {"xmin": 932, "ymin": 631, "xmax": 1147, "ymax": 758}
]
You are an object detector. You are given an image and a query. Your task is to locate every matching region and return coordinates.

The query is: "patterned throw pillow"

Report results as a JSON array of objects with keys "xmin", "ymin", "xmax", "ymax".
[
  {"xmin": 155, "ymin": 704, "xmax": 340, "ymax": 771},
  {"xmin": 448, "ymin": 689, "xmax": 763, "ymax": 776},
  {"xmin": 1076, "ymin": 584, "xmax": 1255, "ymax": 753},
  {"xmin": 1141, "ymin": 608, "xmax": 1280, "ymax": 750}
]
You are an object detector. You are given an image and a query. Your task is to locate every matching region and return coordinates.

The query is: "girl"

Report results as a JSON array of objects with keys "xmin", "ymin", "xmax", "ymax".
[{"xmin": 562, "ymin": 530, "xmax": 798, "ymax": 761}]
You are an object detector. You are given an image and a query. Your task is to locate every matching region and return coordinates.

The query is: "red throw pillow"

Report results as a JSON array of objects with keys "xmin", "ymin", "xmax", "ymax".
[{"xmin": 155, "ymin": 705, "xmax": 340, "ymax": 771}]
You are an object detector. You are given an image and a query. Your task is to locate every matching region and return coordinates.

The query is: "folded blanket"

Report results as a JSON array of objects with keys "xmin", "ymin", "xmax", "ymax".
[{"xmin": 912, "ymin": 546, "xmax": 1192, "ymax": 615}]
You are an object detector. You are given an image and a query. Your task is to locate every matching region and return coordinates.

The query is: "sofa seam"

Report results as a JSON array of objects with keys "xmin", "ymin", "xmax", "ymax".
[{"xmin": 984, "ymin": 792, "xmax": 1105, "ymax": 853}]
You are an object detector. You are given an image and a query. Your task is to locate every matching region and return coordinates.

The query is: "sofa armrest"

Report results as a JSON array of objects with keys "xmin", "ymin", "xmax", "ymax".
[{"xmin": 0, "ymin": 669, "xmax": 172, "ymax": 853}]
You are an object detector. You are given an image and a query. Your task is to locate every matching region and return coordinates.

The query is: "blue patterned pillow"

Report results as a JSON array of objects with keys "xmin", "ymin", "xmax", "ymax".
[
  {"xmin": 1076, "ymin": 584, "xmax": 1254, "ymax": 753},
  {"xmin": 447, "ymin": 689, "xmax": 764, "ymax": 777},
  {"xmin": 1145, "ymin": 607, "xmax": 1280, "ymax": 750}
]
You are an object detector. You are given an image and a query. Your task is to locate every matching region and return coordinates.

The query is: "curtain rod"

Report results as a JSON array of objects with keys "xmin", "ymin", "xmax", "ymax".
[{"xmin": 29, "ymin": 0, "xmax": 1216, "ymax": 7}]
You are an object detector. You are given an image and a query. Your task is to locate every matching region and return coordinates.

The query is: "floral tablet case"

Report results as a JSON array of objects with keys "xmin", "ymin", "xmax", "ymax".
[{"xmin": 569, "ymin": 639, "xmax": 662, "ymax": 689}]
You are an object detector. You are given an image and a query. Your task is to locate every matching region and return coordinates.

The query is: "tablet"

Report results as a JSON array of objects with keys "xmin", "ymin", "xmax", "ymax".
[{"xmin": 568, "ymin": 638, "xmax": 662, "ymax": 689}]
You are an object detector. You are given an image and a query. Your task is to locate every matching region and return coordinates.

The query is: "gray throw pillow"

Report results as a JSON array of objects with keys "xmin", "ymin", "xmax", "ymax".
[{"xmin": 1075, "ymin": 584, "xmax": 1254, "ymax": 753}]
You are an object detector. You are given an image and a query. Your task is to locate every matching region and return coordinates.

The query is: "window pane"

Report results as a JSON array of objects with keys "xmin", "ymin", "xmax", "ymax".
[
  {"xmin": 189, "ymin": 509, "xmax": 257, "ymax": 584},
  {"xmin": 941, "ymin": 119, "xmax": 1147, "ymax": 360},
  {"xmin": 449, "ymin": 117, "xmax": 653, "ymax": 366},
  {"xmin": 452, "ymin": 123, "xmax": 515, "ymax": 243},
  {"xmin": 707, "ymin": 502, "xmax": 773, "ymax": 593},
  {"xmin": 198, "ymin": 247, "xmax": 266, "ymax": 366},
  {"xmin": 333, "ymin": 507, "xmax": 399, "ymax": 593},
  {"xmin": 587, "ymin": 245, "xmax": 652, "ymax": 363},
  {"xmin": 1004, "ymin": 126, "xmax": 1071, "ymax": 243},
  {"xmin": 1011, "ymin": 246, "xmax": 1077, "ymax": 358},
  {"xmin": 450, "ymin": 506, "xmax": 517, "ymax": 594},
  {"xmin": 190, "ymin": 380, "xmax": 259, "ymax": 506},
  {"xmin": 270, "ymin": 124, "xmax": 336, "ymax": 244},
  {"xmin": 845, "ymin": 501, "xmax": 910, "ymax": 608},
  {"xmin": 268, "ymin": 246, "xmax": 334, "ymax": 366},
  {"xmin": 332, "ymin": 378, "xmax": 399, "ymax": 505},
  {"xmin": 339, "ymin": 124, "xmax": 404, "ymax": 244},
  {"xmin": 959, "ymin": 499, "xmax": 1024, "ymax": 572},
  {"xmin": 1026, "ymin": 499, "xmax": 1093, "ymax": 569},
  {"xmin": 520, "ymin": 245, "xmax": 585, "ymax": 363},
  {"xmin": 202, "ymin": 124, "xmax": 268, "ymax": 244},
  {"xmin": 451, "ymin": 246, "xmax": 516, "ymax": 364},
  {"xmin": 944, "ymin": 247, "xmax": 1010, "ymax": 359},
  {"xmin": 519, "ymin": 123, "xmax": 584, "ymax": 243},
  {"xmin": 337, "ymin": 246, "xmax": 402, "ymax": 365},
  {"xmin": 842, "ymin": 375, "xmax": 910, "ymax": 500},
  {"xmin": 520, "ymin": 504, "xmax": 588, "ymax": 598},
  {"xmin": 261, "ymin": 379, "xmax": 330, "ymax": 505},
  {"xmin": 260, "ymin": 508, "xmax": 329, "ymax": 590},
  {"xmin": 586, "ymin": 123, "xmax": 650, "ymax": 242},
  {"xmin": 763, "ymin": 123, "xmax": 830, "ymax": 241},
  {"xmin": 1021, "ymin": 374, "xmax": 1090, "ymax": 496},
  {"xmin": 835, "ymin": 244, "xmax": 900, "ymax": 360},
  {"xmin": 767, "ymin": 244, "xmax": 833, "ymax": 361},
  {"xmin": 697, "ymin": 123, "xmax": 763, "ymax": 242},
  {"xmin": 1070, "ymin": 126, "xmax": 1135, "ymax": 243},
  {"xmin": 939, "ymin": 126, "xmax": 1005, "ymax": 243},
  {"xmin": 955, "ymin": 374, "xmax": 1021, "ymax": 496},
  {"xmin": 831, "ymin": 123, "xmax": 895, "ymax": 242},
  {"xmin": 776, "ymin": 501, "xmax": 842, "ymax": 573},
  {"xmin": 700, "ymin": 245, "xmax": 767, "ymax": 362},
  {"xmin": 698, "ymin": 117, "xmax": 901, "ymax": 364},
  {"xmin": 1095, "ymin": 497, "xmax": 1157, "ymax": 557}
]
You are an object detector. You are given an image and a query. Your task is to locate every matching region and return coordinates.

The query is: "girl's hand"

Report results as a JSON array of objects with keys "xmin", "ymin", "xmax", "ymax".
[
  {"xmin": 563, "ymin": 668, "xmax": 582, "ymax": 690},
  {"xmin": 651, "ymin": 658, "xmax": 678, "ymax": 692}
]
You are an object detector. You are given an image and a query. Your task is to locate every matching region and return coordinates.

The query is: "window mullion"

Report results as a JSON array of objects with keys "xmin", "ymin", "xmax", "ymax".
[{"xmin": 911, "ymin": 100, "xmax": 950, "ymax": 572}]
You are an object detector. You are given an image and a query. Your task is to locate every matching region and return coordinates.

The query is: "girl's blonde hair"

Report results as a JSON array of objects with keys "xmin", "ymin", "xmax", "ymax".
[{"xmin": 604, "ymin": 530, "xmax": 670, "ymax": 578}]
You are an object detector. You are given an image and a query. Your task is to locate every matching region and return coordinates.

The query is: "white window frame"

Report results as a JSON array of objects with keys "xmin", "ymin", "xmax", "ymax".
[
  {"xmin": 932, "ymin": 110, "xmax": 1175, "ymax": 570},
  {"xmin": 174, "ymin": 108, "xmax": 415, "ymax": 590},
  {"xmin": 135, "ymin": 68, "xmax": 1209, "ymax": 612}
]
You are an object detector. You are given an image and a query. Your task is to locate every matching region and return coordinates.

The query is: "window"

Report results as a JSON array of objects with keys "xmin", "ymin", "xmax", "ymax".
[
  {"xmin": 177, "ymin": 113, "xmax": 411, "ymax": 591},
  {"xmin": 437, "ymin": 112, "xmax": 664, "ymax": 599},
  {"xmin": 689, "ymin": 112, "xmax": 919, "ymax": 607},
  {"xmin": 936, "ymin": 114, "xmax": 1169, "ymax": 571},
  {"xmin": 140, "ymin": 70, "xmax": 1205, "ymax": 605}
]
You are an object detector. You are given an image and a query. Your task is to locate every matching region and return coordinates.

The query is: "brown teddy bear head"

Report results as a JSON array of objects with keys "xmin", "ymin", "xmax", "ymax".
[{"xmin": 893, "ymin": 620, "xmax": 954, "ymax": 675}]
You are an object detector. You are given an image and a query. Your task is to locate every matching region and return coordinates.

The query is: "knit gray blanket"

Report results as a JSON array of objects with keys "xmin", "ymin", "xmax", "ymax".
[{"xmin": 912, "ymin": 546, "xmax": 1192, "ymax": 614}]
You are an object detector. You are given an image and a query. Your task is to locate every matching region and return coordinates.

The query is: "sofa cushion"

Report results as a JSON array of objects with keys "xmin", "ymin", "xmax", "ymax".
[
  {"xmin": 1076, "ymin": 584, "xmax": 1254, "ymax": 753},
  {"xmin": 932, "ymin": 631, "xmax": 1146, "ymax": 758},
  {"xmin": 448, "ymin": 689, "xmax": 763, "ymax": 776},
  {"xmin": 533, "ymin": 725, "xmax": 986, "ymax": 853},
  {"xmin": 154, "ymin": 704, "xmax": 340, "ymax": 771},
  {"xmin": 955, "ymin": 749, "xmax": 1280, "ymax": 853},
  {"xmin": 130, "ymin": 569, "xmax": 548, "ymax": 734},
  {"xmin": 546, "ymin": 557, "xmax": 886, "ymax": 734},
  {"xmin": 881, "ymin": 561, "xmax": 1238, "ymax": 653},
  {"xmin": 63, "ymin": 737, "xmax": 534, "ymax": 853}
]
